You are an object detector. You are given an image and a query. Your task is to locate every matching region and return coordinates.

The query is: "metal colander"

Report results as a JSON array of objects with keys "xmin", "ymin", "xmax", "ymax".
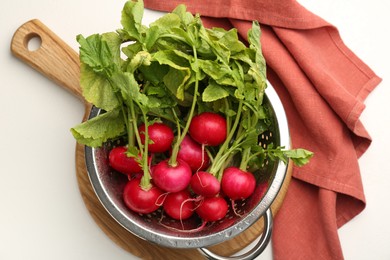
[{"xmin": 85, "ymin": 85, "xmax": 290, "ymax": 259}]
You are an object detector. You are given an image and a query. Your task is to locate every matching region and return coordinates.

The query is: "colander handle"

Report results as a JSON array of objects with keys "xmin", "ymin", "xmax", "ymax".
[{"xmin": 198, "ymin": 208, "xmax": 273, "ymax": 260}]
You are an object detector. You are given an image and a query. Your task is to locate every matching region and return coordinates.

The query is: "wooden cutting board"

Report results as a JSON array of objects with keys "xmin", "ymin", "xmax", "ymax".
[{"xmin": 11, "ymin": 19, "xmax": 292, "ymax": 259}]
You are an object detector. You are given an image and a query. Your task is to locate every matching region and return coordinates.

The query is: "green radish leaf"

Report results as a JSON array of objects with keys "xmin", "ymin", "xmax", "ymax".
[
  {"xmin": 101, "ymin": 32, "xmax": 122, "ymax": 65},
  {"xmin": 77, "ymin": 34, "xmax": 116, "ymax": 75},
  {"xmin": 172, "ymin": 4, "xmax": 194, "ymax": 26},
  {"xmin": 199, "ymin": 26, "xmax": 230, "ymax": 64},
  {"xmin": 284, "ymin": 149, "xmax": 314, "ymax": 167},
  {"xmin": 71, "ymin": 108, "xmax": 125, "ymax": 147},
  {"xmin": 111, "ymin": 71, "xmax": 149, "ymax": 107},
  {"xmin": 138, "ymin": 61, "xmax": 169, "ymax": 85},
  {"xmin": 138, "ymin": 61, "xmax": 169, "ymax": 86},
  {"xmin": 127, "ymin": 50, "xmax": 152, "ymax": 73},
  {"xmin": 122, "ymin": 42, "xmax": 143, "ymax": 60},
  {"xmin": 197, "ymin": 59, "xmax": 234, "ymax": 86},
  {"xmin": 165, "ymin": 27, "xmax": 193, "ymax": 47},
  {"xmin": 152, "ymin": 50, "xmax": 191, "ymax": 100},
  {"xmin": 163, "ymin": 67, "xmax": 191, "ymax": 100},
  {"xmin": 202, "ymin": 81, "xmax": 230, "ymax": 102},
  {"xmin": 146, "ymin": 83, "xmax": 177, "ymax": 109},
  {"xmin": 219, "ymin": 28, "xmax": 246, "ymax": 54},
  {"xmin": 248, "ymin": 21, "xmax": 266, "ymax": 75},
  {"xmin": 145, "ymin": 13, "xmax": 181, "ymax": 50},
  {"xmin": 79, "ymin": 63, "xmax": 120, "ymax": 111},
  {"xmin": 152, "ymin": 50, "xmax": 190, "ymax": 70},
  {"xmin": 240, "ymin": 129, "xmax": 260, "ymax": 149},
  {"xmin": 121, "ymin": 0, "xmax": 145, "ymax": 41},
  {"xmin": 248, "ymin": 21, "xmax": 267, "ymax": 90}
]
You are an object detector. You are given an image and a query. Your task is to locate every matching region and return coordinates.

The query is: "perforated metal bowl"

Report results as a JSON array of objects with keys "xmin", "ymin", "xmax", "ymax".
[{"xmin": 85, "ymin": 84, "xmax": 290, "ymax": 259}]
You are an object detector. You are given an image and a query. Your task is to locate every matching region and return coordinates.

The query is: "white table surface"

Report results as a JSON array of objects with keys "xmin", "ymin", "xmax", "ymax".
[{"xmin": 1, "ymin": 0, "xmax": 389, "ymax": 259}]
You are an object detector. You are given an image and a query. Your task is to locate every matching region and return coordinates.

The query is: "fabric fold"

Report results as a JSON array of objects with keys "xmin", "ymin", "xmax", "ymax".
[
  {"xmin": 144, "ymin": 0, "xmax": 328, "ymax": 29},
  {"xmin": 144, "ymin": 1, "xmax": 381, "ymax": 259}
]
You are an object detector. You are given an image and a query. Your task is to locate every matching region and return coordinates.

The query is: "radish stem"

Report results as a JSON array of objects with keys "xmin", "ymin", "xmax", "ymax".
[
  {"xmin": 209, "ymin": 100, "xmax": 243, "ymax": 176},
  {"xmin": 169, "ymin": 44, "xmax": 200, "ymax": 166},
  {"xmin": 137, "ymin": 103, "xmax": 152, "ymax": 190}
]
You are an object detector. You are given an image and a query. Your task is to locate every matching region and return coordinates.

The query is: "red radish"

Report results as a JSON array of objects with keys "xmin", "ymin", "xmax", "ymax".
[
  {"xmin": 189, "ymin": 112, "xmax": 227, "ymax": 146},
  {"xmin": 190, "ymin": 171, "xmax": 220, "ymax": 197},
  {"xmin": 123, "ymin": 178, "xmax": 163, "ymax": 214},
  {"xmin": 195, "ymin": 196, "xmax": 228, "ymax": 222},
  {"xmin": 139, "ymin": 122, "xmax": 174, "ymax": 153},
  {"xmin": 163, "ymin": 190, "xmax": 195, "ymax": 220},
  {"xmin": 177, "ymin": 135, "xmax": 210, "ymax": 172},
  {"xmin": 152, "ymin": 159, "xmax": 192, "ymax": 192},
  {"xmin": 221, "ymin": 167, "xmax": 256, "ymax": 200},
  {"xmin": 109, "ymin": 146, "xmax": 142, "ymax": 175}
]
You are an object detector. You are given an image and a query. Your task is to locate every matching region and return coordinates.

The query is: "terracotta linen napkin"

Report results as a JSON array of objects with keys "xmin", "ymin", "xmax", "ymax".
[{"xmin": 144, "ymin": 0, "xmax": 382, "ymax": 259}]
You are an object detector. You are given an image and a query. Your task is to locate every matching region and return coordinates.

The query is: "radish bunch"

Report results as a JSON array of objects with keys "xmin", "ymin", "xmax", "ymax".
[
  {"xmin": 109, "ymin": 112, "xmax": 257, "ymax": 224},
  {"xmin": 72, "ymin": 1, "xmax": 313, "ymax": 231}
]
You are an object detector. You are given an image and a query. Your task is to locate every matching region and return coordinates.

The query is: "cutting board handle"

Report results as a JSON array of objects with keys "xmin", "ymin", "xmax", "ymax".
[{"xmin": 11, "ymin": 19, "xmax": 84, "ymax": 101}]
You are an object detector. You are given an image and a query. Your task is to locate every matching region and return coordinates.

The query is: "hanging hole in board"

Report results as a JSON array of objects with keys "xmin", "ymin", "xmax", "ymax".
[{"xmin": 25, "ymin": 33, "xmax": 42, "ymax": 51}]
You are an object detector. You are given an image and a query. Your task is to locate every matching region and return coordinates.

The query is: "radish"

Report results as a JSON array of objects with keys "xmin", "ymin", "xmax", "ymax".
[
  {"xmin": 221, "ymin": 167, "xmax": 256, "ymax": 200},
  {"xmin": 108, "ymin": 146, "xmax": 142, "ymax": 175},
  {"xmin": 195, "ymin": 196, "xmax": 228, "ymax": 222},
  {"xmin": 139, "ymin": 122, "xmax": 174, "ymax": 153},
  {"xmin": 189, "ymin": 112, "xmax": 227, "ymax": 146},
  {"xmin": 190, "ymin": 171, "xmax": 220, "ymax": 198},
  {"xmin": 152, "ymin": 159, "xmax": 192, "ymax": 192},
  {"xmin": 163, "ymin": 190, "xmax": 195, "ymax": 220},
  {"xmin": 176, "ymin": 135, "xmax": 210, "ymax": 172},
  {"xmin": 123, "ymin": 178, "xmax": 164, "ymax": 214}
]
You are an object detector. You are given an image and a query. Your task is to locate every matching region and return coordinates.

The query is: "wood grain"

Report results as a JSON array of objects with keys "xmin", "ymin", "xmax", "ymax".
[
  {"xmin": 12, "ymin": 19, "xmax": 292, "ymax": 259},
  {"xmin": 11, "ymin": 19, "xmax": 84, "ymax": 101}
]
